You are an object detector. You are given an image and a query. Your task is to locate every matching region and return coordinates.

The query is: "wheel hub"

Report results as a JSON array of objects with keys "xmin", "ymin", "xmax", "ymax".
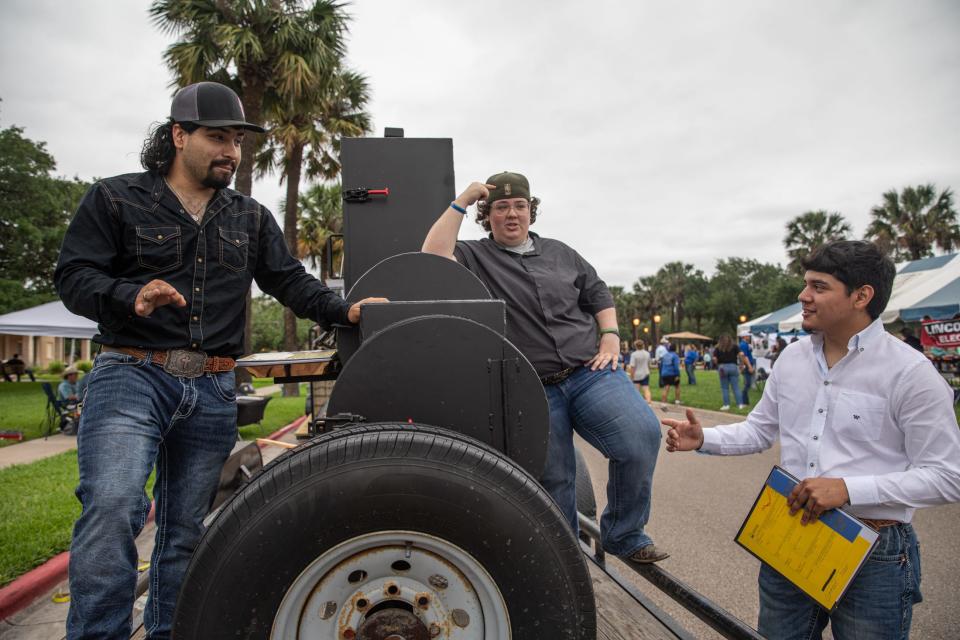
[{"xmin": 358, "ymin": 608, "xmax": 430, "ymax": 640}]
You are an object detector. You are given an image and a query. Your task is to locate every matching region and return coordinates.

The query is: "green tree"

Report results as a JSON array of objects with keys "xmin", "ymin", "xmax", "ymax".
[
  {"xmin": 706, "ymin": 258, "xmax": 801, "ymax": 336},
  {"xmin": 865, "ymin": 184, "xmax": 959, "ymax": 261},
  {"xmin": 784, "ymin": 210, "xmax": 851, "ymax": 276},
  {"xmin": 250, "ymin": 293, "xmax": 314, "ymax": 352},
  {"xmin": 296, "ymin": 181, "xmax": 344, "ymax": 279},
  {"xmin": 0, "ymin": 125, "xmax": 89, "ymax": 313}
]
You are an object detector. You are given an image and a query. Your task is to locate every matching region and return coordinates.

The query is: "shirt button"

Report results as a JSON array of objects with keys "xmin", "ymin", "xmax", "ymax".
[
  {"xmin": 195, "ymin": 287, "xmax": 200, "ymax": 292},
  {"xmin": 197, "ymin": 258, "xmax": 203, "ymax": 263},
  {"xmin": 859, "ymin": 347, "xmax": 864, "ymax": 352},
  {"xmin": 813, "ymin": 435, "xmax": 819, "ymax": 440},
  {"xmin": 156, "ymin": 235, "xmax": 163, "ymax": 240},
  {"xmin": 809, "ymin": 462, "xmax": 815, "ymax": 468},
  {"xmin": 180, "ymin": 209, "xmax": 185, "ymax": 214},
  {"xmin": 818, "ymin": 408, "xmax": 824, "ymax": 413},
  {"xmin": 191, "ymin": 343, "xmax": 198, "ymax": 349},
  {"xmin": 192, "ymin": 315, "xmax": 198, "ymax": 321},
  {"xmin": 823, "ymin": 381, "xmax": 830, "ymax": 386}
]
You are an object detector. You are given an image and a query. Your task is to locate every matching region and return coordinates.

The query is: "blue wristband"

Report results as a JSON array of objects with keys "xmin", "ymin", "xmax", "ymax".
[{"xmin": 449, "ymin": 201, "xmax": 467, "ymax": 215}]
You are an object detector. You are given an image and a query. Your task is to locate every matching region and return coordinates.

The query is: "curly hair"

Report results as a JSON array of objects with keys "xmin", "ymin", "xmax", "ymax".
[
  {"xmin": 140, "ymin": 120, "xmax": 199, "ymax": 175},
  {"xmin": 474, "ymin": 196, "xmax": 541, "ymax": 231}
]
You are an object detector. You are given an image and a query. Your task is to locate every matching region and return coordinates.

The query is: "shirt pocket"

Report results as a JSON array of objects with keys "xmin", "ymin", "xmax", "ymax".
[
  {"xmin": 218, "ymin": 227, "xmax": 249, "ymax": 272},
  {"xmin": 136, "ymin": 225, "xmax": 182, "ymax": 271},
  {"xmin": 831, "ymin": 391, "xmax": 887, "ymax": 442}
]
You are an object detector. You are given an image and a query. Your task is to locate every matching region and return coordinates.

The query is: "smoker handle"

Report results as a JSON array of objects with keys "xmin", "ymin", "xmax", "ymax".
[{"xmin": 325, "ymin": 233, "xmax": 343, "ymax": 280}]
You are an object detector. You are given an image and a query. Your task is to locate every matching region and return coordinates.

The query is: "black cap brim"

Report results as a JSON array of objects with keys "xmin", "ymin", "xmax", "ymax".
[{"xmin": 190, "ymin": 119, "xmax": 266, "ymax": 133}]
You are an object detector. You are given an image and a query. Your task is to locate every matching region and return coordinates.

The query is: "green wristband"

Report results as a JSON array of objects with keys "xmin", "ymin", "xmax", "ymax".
[{"xmin": 600, "ymin": 328, "xmax": 620, "ymax": 337}]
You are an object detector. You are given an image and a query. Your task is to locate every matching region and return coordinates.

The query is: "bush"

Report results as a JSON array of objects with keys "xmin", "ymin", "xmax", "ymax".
[
  {"xmin": 46, "ymin": 360, "xmax": 64, "ymax": 375},
  {"xmin": 75, "ymin": 360, "xmax": 93, "ymax": 373}
]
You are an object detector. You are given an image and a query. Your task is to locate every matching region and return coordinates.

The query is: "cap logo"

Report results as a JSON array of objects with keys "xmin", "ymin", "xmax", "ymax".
[{"xmin": 504, "ymin": 183, "xmax": 512, "ymax": 196}]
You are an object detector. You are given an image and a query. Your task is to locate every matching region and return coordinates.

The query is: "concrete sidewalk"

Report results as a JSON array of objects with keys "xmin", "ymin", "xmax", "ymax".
[{"xmin": 0, "ymin": 385, "xmax": 281, "ymax": 471}]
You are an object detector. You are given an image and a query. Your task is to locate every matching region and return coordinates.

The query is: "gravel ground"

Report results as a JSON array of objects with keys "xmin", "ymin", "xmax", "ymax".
[{"xmin": 577, "ymin": 403, "xmax": 960, "ymax": 640}]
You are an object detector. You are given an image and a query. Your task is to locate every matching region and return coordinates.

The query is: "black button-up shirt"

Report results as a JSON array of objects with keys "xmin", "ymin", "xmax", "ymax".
[
  {"xmin": 454, "ymin": 232, "xmax": 614, "ymax": 376},
  {"xmin": 54, "ymin": 171, "xmax": 350, "ymax": 357}
]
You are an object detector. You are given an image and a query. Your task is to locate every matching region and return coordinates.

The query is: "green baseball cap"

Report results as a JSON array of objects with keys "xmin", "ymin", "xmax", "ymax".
[{"xmin": 485, "ymin": 171, "xmax": 530, "ymax": 204}]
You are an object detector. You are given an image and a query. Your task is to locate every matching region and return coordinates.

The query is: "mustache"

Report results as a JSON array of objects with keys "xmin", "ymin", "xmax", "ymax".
[{"xmin": 210, "ymin": 160, "xmax": 236, "ymax": 170}]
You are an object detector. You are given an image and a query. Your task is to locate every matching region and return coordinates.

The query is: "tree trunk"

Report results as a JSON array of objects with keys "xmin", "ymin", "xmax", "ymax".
[{"xmin": 281, "ymin": 141, "xmax": 305, "ymax": 397}]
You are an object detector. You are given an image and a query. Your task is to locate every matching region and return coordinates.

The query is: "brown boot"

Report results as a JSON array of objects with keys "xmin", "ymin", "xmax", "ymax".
[{"xmin": 624, "ymin": 544, "xmax": 669, "ymax": 564}]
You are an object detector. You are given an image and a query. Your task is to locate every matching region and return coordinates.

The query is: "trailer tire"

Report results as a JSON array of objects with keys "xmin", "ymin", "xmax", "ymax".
[{"xmin": 173, "ymin": 423, "xmax": 596, "ymax": 639}]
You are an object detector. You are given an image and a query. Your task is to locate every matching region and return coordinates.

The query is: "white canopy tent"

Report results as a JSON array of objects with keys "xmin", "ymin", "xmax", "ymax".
[
  {"xmin": 0, "ymin": 301, "xmax": 97, "ymax": 338},
  {"xmin": 743, "ymin": 254, "xmax": 960, "ymax": 333}
]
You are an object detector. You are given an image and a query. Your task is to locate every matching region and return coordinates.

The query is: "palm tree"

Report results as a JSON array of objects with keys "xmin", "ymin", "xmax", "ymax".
[
  {"xmin": 257, "ymin": 67, "xmax": 371, "ymax": 363},
  {"xmin": 297, "ymin": 182, "xmax": 344, "ymax": 280},
  {"xmin": 783, "ymin": 210, "xmax": 852, "ymax": 275},
  {"xmin": 865, "ymin": 185, "xmax": 959, "ymax": 261}
]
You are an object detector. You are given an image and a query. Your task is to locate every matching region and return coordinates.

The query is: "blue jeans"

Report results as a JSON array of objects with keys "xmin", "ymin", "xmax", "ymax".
[
  {"xmin": 758, "ymin": 523, "xmax": 922, "ymax": 640},
  {"xmin": 67, "ymin": 352, "xmax": 238, "ymax": 640},
  {"xmin": 741, "ymin": 369, "xmax": 754, "ymax": 404},
  {"xmin": 541, "ymin": 366, "xmax": 662, "ymax": 556},
  {"xmin": 685, "ymin": 362, "xmax": 696, "ymax": 385},
  {"xmin": 718, "ymin": 363, "xmax": 741, "ymax": 406}
]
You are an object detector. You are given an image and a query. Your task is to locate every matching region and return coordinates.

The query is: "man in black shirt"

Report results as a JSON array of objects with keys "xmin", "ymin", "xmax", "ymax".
[
  {"xmin": 423, "ymin": 173, "xmax": 666, "ymax": 564},
  {"xmin": 55, "ymin": 82, "xmax": 382, "ymax": 640}
]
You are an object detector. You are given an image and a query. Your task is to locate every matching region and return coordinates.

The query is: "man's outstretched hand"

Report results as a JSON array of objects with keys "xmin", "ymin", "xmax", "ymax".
[
  {"xmin": 135, "ymin": 279, "xmax": 186, "ymax": 317},
  {"xmin": 348, "ymin": 297, "xmax": 389, "ymax": 324},
  {"xmin": 662, "ymin": 408, "xmax": 705, "ymax": 452}
]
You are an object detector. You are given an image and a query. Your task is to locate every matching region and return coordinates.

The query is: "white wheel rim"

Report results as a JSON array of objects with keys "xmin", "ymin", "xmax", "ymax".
[{"xmin": 272, "ymin": 530, "xmax": 510, "ymax": 639}]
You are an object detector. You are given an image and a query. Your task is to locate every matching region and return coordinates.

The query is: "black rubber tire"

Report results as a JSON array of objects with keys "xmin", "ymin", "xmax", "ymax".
[{"xmin": 172, "ymin": 423, "xmax": 596, "ymax": 639}]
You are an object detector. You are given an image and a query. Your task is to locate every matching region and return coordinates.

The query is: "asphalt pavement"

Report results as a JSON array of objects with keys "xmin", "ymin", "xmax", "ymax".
[{"xmin": 576, "ymin": 402, "xmax": 960, "ymax": 640}]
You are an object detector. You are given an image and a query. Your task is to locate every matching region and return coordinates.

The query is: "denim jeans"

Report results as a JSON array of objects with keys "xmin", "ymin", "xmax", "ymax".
[
  {"xmin": 685, "ymin": 362, "xmax": 696, "ymax": 385},
  {"xmin": 758, "ymin": 523, "xmax": 922, "ymax": 640},
  {"xmin": 66, "ymin": 351, "xmax": 238, "ymax": 640},
  {"xmin": 718, "ymin": 363, "xmax": 741, "ymax": 406},
  {"xmin": 540, "ymin": 366, "xmax": 662, "ymax": 556},
  {"xmin": 741, "ymin": 369, "xmax": 754, "ymax": 404}
]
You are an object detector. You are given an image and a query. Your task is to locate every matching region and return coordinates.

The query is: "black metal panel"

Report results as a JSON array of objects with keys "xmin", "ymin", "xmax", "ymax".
[
  {"xmin": 327, "ymin": 316, "xmax": 549, "ymax": 477},
  {"xmin": 340, "ymin": 138, "xmax": 455, "ymax": 292},
  {"xmin": 360, "ymin": 300, "xmax": 505, "ymax": 342},
  {"xmin": 338, "ymin": 252, "xmax": 493, "ymax": 364}
]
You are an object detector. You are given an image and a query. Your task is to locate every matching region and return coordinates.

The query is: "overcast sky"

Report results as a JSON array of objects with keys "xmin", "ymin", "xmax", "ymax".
[{"xmin": 2, "ymin": 0, "xmax": 958, "ymax": 287}]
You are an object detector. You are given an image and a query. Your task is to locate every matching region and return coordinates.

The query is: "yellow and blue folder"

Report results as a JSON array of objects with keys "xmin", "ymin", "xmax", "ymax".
[{"xmin": 735, "ymin": 466, "xmax": 880, "ymax": 611}]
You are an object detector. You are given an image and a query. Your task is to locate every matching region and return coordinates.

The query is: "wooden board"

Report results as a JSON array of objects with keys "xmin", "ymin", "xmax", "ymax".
[{"xmin": 589, "ymin": 561, "xmax": 679, "ymax": 640}]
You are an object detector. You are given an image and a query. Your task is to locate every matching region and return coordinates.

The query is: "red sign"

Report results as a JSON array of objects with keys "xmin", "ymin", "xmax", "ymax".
[{"xmin": 921, "ymin": 320, "xmax": 960, "ymax": 348}]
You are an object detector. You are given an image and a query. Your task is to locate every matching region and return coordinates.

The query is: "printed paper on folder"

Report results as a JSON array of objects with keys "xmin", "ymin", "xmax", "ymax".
[{"xmin": 735, "ymin": 466, "xmax": 879, "ymax": 611}]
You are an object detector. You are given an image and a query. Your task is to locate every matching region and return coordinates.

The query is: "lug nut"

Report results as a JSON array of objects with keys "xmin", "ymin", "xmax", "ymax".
[
  {"xmin": 416, "ymin": 594, "xmax": 430, "ymax": 609},
  {"xmin": 452, "ymin": 608, "xmax": 470, "ymax": 628},
  {"xmin": 429, "ymin": 623, "xmax": 442, "ymax": 637},
  {"xmin": 428, "ymin": 574, "xmax": 448, "ymax": 590},
  {"xmin": 319, "ymin": 600, "xmax": 337, "ymax": 620}
]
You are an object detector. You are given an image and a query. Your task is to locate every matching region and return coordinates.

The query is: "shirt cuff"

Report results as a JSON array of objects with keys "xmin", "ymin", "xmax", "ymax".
[
  {"xmin": 102, "ymin": 281, "xmax": 140, "ymax": 331},
  {"xmin": 842, "ymin": 475, "xmax": 879, "ymax": 507},
  {"xmin": 699, "ymin": 427, "xmax": 723, "ymax": 454}
]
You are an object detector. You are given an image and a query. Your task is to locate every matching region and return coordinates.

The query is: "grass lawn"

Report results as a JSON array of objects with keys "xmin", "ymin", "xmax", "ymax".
[
  {"xmin": 0, "ymin": 381, "xmax": 61, "ymax": 446},
  {"xmin": 647, "ymin": 368, "xmax": 759, "ymax": 416},
  {"xmin": 0, "ymin": 390, "xmax": 305, "ymax": 586}
]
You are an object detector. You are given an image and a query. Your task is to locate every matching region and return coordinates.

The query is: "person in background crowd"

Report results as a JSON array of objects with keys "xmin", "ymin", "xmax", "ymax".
[
  {"xmin": 659, "ymin": 342, "xmax": 682, "ymax": 405},
  {"xmin": 663, "ymin": 240, "xmax": 960, "ymax": 640},
  {"xmin": 58, "ymin": 367, "xmax": 80, "ymax": 401},
  {"xmin": 714, "ymin": 334, "xmax": 746, "ymax": 410},
  {"xmin": 629, "ymin": 339, "xmax": 652, "ymax": 402},
  {"xmin": 683, "ymin": 343, "xmax": 698, "ymax": 385},
  {"xmin": 655, "ymin": 337, "xmax": 669, "ymax": 364},
  {"xmin": 738, "ymin": 331, "xmax": 757, "ymax": 405},
  {"xmin": 702, "ymin": 347, "xmax": 713, "ymax": 371},
  {"xmin": 901, "ymin": 326, "xmax": 923, "ymax": 352}
]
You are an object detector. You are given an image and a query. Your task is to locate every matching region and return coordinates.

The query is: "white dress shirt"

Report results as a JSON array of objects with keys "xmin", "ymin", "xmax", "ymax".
[{"xmin": 701, "ymin": 318, "xmax": 960, "ymax": 522}]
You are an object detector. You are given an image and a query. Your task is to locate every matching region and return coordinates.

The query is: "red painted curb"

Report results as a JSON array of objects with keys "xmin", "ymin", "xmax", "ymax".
[{"xmin": 0, "ymin": 412, "xmax": 308, "ymax": 621}]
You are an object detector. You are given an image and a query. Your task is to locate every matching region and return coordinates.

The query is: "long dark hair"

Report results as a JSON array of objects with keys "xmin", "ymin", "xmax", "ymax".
[{"xmin": 140, "ymin": 120, "xmax": 198, "ymax": 174}]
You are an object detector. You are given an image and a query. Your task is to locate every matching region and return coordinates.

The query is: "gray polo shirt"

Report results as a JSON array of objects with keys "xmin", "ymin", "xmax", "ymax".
[{"xmin": 454, "ymin": 232, "xmax": 614, "ymax": 377}]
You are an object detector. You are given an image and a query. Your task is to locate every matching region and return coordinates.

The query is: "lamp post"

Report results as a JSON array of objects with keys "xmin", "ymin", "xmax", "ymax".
[
  {"xmin": 653, "ymin": 314, "xmax": 662, "ymax": 346},
  {"xmin": 739, "ymin": 314, "xmax": 748, "ymax": 324},
  {"xmin": 632, "ymin": 318, "xmax": 640, "ymax": 343}
]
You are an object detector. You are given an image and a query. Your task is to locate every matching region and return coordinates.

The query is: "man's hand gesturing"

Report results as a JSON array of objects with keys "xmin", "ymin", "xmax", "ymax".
[
  {"xmin": 135, "ymin": 279, "xmax": 186, "ymax": 317},
  {"xmin": 662, "ymin": 408, "xmax": 705, "ymax": 452}
]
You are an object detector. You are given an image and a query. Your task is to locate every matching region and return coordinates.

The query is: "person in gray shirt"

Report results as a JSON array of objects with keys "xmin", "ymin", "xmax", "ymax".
[{"xmin": 422, "ymin": 172, "xmax": 666, "ymax": 563}]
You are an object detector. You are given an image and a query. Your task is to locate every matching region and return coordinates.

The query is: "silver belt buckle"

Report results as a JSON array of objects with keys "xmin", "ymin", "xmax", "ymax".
[{"xmin": 164, "ymin": 349, "xmax": 207, "ymax": 378}]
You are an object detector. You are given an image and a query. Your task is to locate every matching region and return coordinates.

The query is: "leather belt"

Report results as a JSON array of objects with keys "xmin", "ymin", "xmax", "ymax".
[
  {"xmin": 102, "ymin": 346, "xmax": 235, "ymax": 377},
  {"xmin": 860, "ymin": 518, "xmax": 903, "ymax": 530},
  {"xmin": 540, "ymin": 366, "xmax": 579, "ymax": 386}
]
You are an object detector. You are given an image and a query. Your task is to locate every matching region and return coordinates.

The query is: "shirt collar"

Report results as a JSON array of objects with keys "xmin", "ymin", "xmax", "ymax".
[{"xmin": 486, "ymin": 231, "xmax": 540, "ymax": 255}]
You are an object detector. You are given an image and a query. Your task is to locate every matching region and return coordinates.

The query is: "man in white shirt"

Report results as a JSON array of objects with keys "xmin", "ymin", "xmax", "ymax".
[{"xmin": 663, "ymin": 240, "xmax": 960, "ymax": 640}]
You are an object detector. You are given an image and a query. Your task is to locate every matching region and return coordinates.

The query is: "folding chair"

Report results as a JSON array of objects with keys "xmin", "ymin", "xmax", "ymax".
[{"xmin": 40, "ymin": 382, "xmax": 78, "ymax": 436}]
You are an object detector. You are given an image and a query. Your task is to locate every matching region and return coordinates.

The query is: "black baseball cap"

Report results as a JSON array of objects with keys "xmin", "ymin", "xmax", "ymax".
[{"xmin": 170, "ymin": 82, "xmax": 265, "ymax": 133}]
